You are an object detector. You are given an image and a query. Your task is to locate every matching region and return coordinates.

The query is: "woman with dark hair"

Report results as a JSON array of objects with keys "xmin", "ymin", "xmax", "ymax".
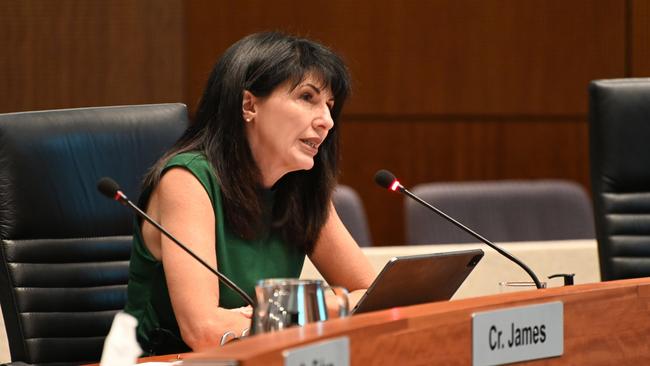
[{"xmin": 124, "ymin": 32, "xmax": 375, "ymax": 354}]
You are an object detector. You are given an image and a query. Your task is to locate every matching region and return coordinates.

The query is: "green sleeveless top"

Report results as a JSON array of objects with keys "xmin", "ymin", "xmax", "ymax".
[{"xmin": 124, "ymin": 152, "xmax": 305, "ymax": 354}]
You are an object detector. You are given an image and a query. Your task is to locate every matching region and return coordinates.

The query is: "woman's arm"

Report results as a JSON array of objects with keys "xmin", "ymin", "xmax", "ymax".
[
  {"xmin": 142, "ymin": 168, "xmax": 249, "ymax": 351},
  {"xmin": 308, "ymin": 202, "xmax": 376, "ymax": 311}
]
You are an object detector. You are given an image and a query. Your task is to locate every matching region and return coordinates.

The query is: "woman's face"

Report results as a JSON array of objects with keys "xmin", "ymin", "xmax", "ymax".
[{"xmin": 244, "ymin": 74, "xmax": 335, "ymax": 187}]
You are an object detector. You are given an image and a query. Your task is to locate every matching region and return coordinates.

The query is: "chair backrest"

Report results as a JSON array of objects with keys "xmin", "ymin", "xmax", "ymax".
[
  {"xmin": 332, "ymin": 185, "xmax": 372, "ymax": 246},
  {"xmin": 405, "ymin": 180, "xmax": 595, "ymax": 245},
  {"xmin": 0, "ymin": 104, "xmax": 186, "ymax": 365},
  {"xmin": 589, "ymin": 78, "xmax": 650, "ymax": 281}
]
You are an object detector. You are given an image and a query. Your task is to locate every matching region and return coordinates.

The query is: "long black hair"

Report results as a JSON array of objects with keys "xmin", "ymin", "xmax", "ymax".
[{"xmin": 143, "ymin": 32, "xmax": 351, "ymax": 254}]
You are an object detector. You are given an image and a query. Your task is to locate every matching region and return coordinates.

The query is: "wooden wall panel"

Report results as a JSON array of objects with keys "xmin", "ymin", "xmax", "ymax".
[
  {"xmin": 184, "ymin": 0, "xmax": 625, "ymax": 116},
  {"xmin": 338, "ymin": 118, "xmax": 590, "ymax": 245},
  {"xmin": 632, "ymin": 0, "xmax": 650, "ymax": 76},
  {"xmin": 0, "ymin": 0, "xmax": 184, "ymax": 113},
  {"xmin": 183, "ymin": 1, "xmax": 613, "ymax": 245},
  {"xmin": 0, "ymin": 1, "xmax": 635, "ymax": 246}
]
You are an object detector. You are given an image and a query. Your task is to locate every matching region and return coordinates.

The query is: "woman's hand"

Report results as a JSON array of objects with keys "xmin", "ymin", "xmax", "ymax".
[
  {"xmin": 325, "ymin": 288, "xmax": 366, "ymax": 318},
  {"xmin": 230, "ymin": 306, "xmax": 253, "ymax": 319},
  {"xmin": 217, "ymin": 307, "xmax": 254, "ymax": 346}
]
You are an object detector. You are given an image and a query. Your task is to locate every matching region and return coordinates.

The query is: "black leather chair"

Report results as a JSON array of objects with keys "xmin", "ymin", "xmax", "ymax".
[
  {"xmin": 589, "ymin": 78, "xmax": 650, "ymax": 281},
  {"xmin": 0, "ymin": 104, "xmax": 187, "ymax": 365}
]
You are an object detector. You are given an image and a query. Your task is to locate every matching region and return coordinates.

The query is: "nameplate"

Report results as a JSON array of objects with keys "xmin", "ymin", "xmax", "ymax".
[
  {"xmin": 283, "ymin": 336, "xmax": 349, "ymax": 366},
  {"xmin": 472, "ymin": 301, "xmax": 563, "ymax": 365}
]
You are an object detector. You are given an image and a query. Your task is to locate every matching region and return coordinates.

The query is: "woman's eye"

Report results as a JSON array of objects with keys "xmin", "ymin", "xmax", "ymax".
[{"xmin": 300, "ymin": 93, "xmax": 313, "ymax": 102}]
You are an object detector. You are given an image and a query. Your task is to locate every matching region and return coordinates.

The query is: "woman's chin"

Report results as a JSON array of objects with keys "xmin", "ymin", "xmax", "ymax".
[
  {"xmin": 299, "ymin": 162, "xmax": 315, "ymax": 171},
  {"xmin": 293, "ymin": 157, "xmax": 315, "ymax": 172}
]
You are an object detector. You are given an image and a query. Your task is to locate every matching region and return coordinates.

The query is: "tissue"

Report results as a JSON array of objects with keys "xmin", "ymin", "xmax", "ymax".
[{"xmin": 100, "ymin": 312, "xmax": 143, "ymax": 366}]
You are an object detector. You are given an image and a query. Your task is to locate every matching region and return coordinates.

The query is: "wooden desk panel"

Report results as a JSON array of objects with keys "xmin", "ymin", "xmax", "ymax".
[{"xmin": 184, "ymin": 278, "xmax": 650, "ymax": 365}]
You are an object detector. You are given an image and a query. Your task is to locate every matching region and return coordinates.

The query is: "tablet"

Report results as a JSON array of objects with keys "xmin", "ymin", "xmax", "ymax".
[{"xmin": 351, "ymin": 249, "xmax": 484, "ymax": 314}]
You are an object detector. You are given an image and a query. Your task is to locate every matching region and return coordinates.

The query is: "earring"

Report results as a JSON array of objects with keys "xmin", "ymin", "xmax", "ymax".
[{"xmin": 245, "ymin": 117, "xmax": 251, "ymax": 122}]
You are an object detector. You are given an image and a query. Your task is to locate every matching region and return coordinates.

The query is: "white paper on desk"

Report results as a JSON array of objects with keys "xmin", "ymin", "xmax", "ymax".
[{"xmin": 100, "ymin": 312, "xmax": 143, "ymax": 366}]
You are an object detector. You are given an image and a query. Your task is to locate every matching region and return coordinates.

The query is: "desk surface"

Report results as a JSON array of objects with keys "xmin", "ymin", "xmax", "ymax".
[{"xmin": 300, "ymin": 239, "xmax": 600, "ymax": 298}]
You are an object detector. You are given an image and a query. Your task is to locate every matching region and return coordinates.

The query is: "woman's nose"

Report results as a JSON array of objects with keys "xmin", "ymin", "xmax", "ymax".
[{"xmin": 315, "ymin": 104, "xmax": 334, "ymax": 131}]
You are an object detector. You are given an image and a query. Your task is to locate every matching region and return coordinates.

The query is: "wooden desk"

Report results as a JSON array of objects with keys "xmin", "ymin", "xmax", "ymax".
[
  {"xmin": 60, "ymin": 240, "xmax": 603, "ymax": 365},
  {"xmin": 183, "ymin": 277, "xmax": 650, "ymax": 365},
  {"xmin": 300, "ymin": 240, "xmax": 600, "ymax": 298}
]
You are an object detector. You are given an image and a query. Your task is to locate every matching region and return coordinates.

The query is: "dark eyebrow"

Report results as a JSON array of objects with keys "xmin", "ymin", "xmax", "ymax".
[
  {"xmin": 303, "ymin": 83, "xmax": 321, "ymax": 94},
  {"xmin": 303, "ymin": 83, "xmax": 335, "ymax": 104}
]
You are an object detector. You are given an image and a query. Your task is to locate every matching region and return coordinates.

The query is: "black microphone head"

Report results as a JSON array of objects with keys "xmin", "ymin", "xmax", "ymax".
[
  {"xmin": 97, "ymin": 177, "xmax": 121, "ymax": 199},
  {"xmin": 374, "ymin": 169, "xmax": 398, "ymax": 189}
]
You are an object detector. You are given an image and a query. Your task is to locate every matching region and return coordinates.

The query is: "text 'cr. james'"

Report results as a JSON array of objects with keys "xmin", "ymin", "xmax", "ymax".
[{"xmin": 489, "ymin": 322, "xmax": 547, "ymax": 350}]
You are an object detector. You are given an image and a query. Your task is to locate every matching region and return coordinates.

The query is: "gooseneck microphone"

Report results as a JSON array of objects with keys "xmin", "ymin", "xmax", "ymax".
[
  {"xmin": 97, "ymin": 177, "xmax": 256, "ymax": 307},
  {"xmin": 374, "ymin": 170, "xmax": 544, "ymax": 289}
]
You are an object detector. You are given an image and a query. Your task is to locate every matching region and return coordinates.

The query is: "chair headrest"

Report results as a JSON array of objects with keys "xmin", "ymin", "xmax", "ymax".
[{"xmin": 0, "ymin": 104, "xmax": 187, "ymax": 240}]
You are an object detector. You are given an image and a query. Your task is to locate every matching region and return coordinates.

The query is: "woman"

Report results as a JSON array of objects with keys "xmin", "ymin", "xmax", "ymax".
[{"xmin": 124, "ymin": 32, "xmax": 375, "ymax": 354}]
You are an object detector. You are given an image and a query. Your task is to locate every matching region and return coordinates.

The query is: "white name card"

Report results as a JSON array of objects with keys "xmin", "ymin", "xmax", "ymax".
[
  {"xmin": 472, "ymin": 301, "xmax": 563, "ymax": 366},
  {"xmin": 283, "ymin": 336, "xmax": 349, "ymax": 366}
]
